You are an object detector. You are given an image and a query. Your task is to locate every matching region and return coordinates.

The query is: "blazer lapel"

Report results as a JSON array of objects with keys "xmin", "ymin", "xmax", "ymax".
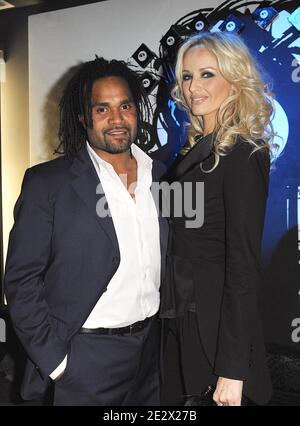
[
  {"xmin": 69, "ymin": 147, "xmax": 119, "ymax": 253},
  {"xmin": 164, "ymin": 133, "xmax": 214, "ymax": 182}
]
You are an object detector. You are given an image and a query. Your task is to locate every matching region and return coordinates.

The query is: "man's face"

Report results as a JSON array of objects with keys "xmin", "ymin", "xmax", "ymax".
[{"xmin": 83, "ymin": 76, "xmax": 138, "ymax": 154}]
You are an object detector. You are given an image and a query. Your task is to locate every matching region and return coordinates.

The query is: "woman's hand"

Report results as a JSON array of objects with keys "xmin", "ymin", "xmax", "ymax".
[{"xmin": 213, "ymin": 377, "xmax": 243, "ymax": 406}]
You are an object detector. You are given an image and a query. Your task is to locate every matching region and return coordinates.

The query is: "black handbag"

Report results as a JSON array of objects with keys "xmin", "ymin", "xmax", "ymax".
[
  {"xmin": 184, "ymin": 385, "xmax": 217, "ymax": 406},
  {"xmin": 184, "ymin": 384, "xmax": 250, "ymax": 406}
]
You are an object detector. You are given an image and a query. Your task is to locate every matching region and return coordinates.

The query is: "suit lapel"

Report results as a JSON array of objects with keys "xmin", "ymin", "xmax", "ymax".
[
  {"xmin": 165, "ymin": 133, "xmax": 214, "ymax": 182},
  {"xmin": 69, "ymin": 147, "xmax": 119, "ymax": 253}
]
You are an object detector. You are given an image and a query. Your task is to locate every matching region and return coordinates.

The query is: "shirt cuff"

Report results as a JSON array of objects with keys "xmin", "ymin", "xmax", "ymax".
[{"xmin": 49, "ymin": 355, "xmax": 67, "ymax": 380}]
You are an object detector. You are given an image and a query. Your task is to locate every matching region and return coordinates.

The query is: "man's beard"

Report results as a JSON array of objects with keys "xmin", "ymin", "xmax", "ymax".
[
  {"xmin": 101, "ymin": 135, "xmax": 133, "ymax": 154},
  {"xmin": 100, "ymin": 125, "xmax": 135, "ymax": 154}
]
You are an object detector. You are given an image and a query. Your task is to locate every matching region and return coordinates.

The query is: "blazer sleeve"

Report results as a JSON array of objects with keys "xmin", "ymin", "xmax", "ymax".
[
  {"xmin": 4, "ymin": 168, "xmax": 67, "ymax": 379},
  {"xmin": 213, "ymin": 143, "xmax": 270, "ymax": 380}
]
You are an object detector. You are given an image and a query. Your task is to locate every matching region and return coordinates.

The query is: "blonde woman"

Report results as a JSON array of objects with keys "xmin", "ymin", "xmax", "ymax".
[{"xmin": 160, "ymin": 32, "xmax": 274, "ymax": 406}]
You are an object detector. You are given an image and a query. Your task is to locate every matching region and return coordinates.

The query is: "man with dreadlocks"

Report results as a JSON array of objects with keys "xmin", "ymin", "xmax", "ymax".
[{"xmin": 4, "ymin": 57, "xmax": 168, "ymax": 406}]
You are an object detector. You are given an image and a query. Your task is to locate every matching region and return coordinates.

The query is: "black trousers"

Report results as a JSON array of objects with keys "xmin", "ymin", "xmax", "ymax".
[
  {"xmin": 161, "ymin": 312, "xmax": 217, "ymax": 404},
  {"xmin": 53, "ymin": 317, "xmax": 160, "ymax": 406}
]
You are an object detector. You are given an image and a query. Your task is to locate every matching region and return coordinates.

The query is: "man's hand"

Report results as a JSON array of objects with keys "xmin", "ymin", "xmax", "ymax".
[{"xmin": 213, "ymin": 377, "xmax": 243, "ymax": 406}]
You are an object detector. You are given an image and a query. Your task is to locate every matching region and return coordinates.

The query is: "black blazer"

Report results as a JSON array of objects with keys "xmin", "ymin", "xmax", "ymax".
[
  {"xmin": 161, "ymin": 134, "xmax": 272, "ymax": 405},
  {"xmin": 4, "ymin": 145, "xmax": 168, "ymax": 400}
]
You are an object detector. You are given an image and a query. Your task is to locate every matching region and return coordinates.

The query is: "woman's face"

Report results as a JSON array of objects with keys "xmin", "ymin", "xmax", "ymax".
[{"xmin": 182, "ymin": 45, "xmax": 233, "ymax": 132}]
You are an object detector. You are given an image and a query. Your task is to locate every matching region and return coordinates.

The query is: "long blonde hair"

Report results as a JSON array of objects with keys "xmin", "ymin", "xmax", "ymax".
[{"xmin": 172, "ymin": 32, "xmax": 275, "ymax": 166}]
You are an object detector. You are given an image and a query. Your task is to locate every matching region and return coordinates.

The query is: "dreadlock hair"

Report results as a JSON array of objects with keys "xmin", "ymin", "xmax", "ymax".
[{"xmin": 56, "ymin": 56, "xmax": 152, "ymax": 159}]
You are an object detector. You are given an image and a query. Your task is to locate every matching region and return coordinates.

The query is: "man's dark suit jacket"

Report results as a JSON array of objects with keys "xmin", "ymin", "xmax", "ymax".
[
  {"xmin": 161, "ymin": 135, "xmax": 273, "ymax": 405},
  {"xmin": 4, "ymin": 146, "xmax": 168, "ymax": 400}
]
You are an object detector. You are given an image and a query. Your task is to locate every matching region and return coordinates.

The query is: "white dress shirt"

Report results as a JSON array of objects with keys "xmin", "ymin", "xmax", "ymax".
[{"xmin": 50, "ymin": 142, "xmax": 161, "ymax": 379}]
